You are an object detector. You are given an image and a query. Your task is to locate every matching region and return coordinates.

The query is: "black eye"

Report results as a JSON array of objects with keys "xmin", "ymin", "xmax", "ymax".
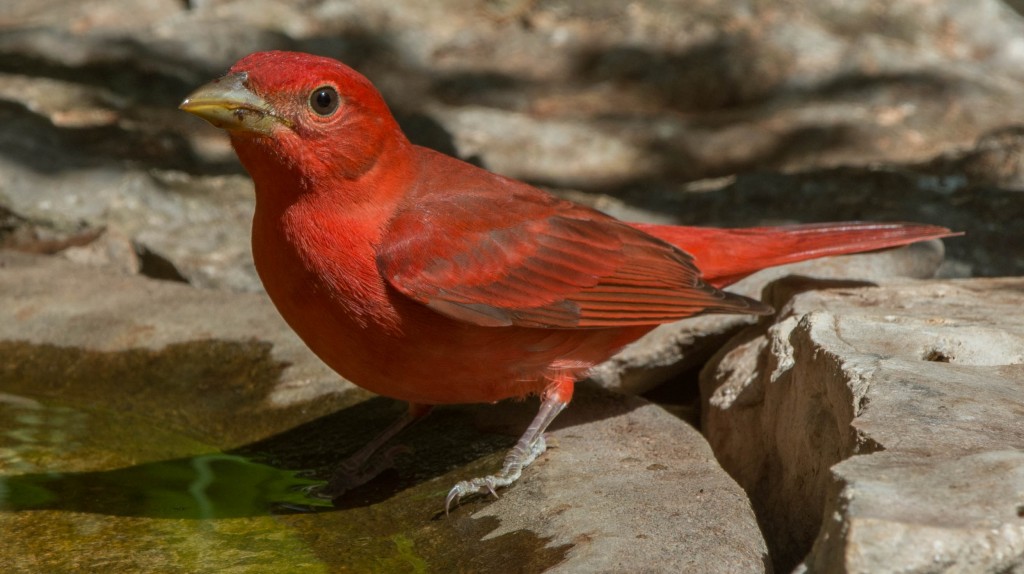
[{"xmin": 309, "ymin": 86, "xmax": 340, "ymax": 116}]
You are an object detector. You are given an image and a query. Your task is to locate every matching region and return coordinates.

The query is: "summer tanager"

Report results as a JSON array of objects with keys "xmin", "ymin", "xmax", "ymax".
[{"xmin": 180, "ymin": 51, "xmax": 956, "ymax": 512}]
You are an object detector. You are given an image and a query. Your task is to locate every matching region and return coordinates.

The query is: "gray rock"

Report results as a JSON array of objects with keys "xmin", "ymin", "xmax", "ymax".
[
  {"xmin": 0, "ymin": 249, "xmax": 351, "ymax": 435},
  {"xmin": 804, "ymin": 451, "xmax": 1024, "ymax": 574},
  {"xmin": 0, "ymin": 251, "xmax": 768, "ymax": 572},
  {"xmin": 59, "ymin": 227, "xmax": 140, "ymax": 276},
  {"xmin": 702, "ymin": 276, "xmax": 1024, "ymax": 572},
  {"xmin": 591, "ymin": 239, "xmax": 948, "ymax": 396},
  {"xmin": 1, "ymin": 0, "xmax": 1023, "ymax": 294},
  {"xmin": 462, "ymin": 384, "xmax": 771, "ymax": 573},
  {"xmin": 2, "ymin": 0, "xmax": 1023, "ymax": 569}
]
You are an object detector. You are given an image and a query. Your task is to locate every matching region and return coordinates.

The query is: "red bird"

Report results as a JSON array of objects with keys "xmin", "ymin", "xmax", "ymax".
[{"xmin": 180, "ymin": 51, "xmax": 955, "ymax": 512}]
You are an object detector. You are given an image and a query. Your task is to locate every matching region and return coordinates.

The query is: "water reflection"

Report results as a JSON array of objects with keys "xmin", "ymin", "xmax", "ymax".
[
  {"xmin": 0, "ymin": 453, "xmax": 331, "ymax": 518},
  {"xmin": 0, "ymin": 393, "xmax": 330, "ymax": 518}
]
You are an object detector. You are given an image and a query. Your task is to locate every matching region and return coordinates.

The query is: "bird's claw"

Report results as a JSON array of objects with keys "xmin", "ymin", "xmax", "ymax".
[
  {"xmin": 443, "ymin": 435, "xmax": 548, "ymax": 516},
  {"xmin": 444, "ymin": 476, "xmax": 502, "ymax": 516}
]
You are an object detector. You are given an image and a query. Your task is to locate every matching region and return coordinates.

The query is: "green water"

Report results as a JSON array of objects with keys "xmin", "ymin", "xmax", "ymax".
[
  {"xmin": 0, "ymin": 394, "xmax": 329, "ymax": 518},
  {"xmin": 0, "ymin": 341, "xmax": 570, "ymax": 573},
  {"xmin": 0, "ymin": 392, "xmax": 334, "ymax": 573}
]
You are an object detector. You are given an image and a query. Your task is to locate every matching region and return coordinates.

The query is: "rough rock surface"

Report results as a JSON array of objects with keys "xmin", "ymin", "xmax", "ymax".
[
  {"xmin": 0, "ymin": 250, "xmax": 354, "ymax": 442},
  {"xmin": 3, "ymin": 0, "xmax": 1024, "ymax": 571},
  {"xmin": 0, "ymin": 251, "xmax": 768, "ymax": 572},
  {"xmin": 1, "ymin": 0, "xmax": 1024, "ymax": 293},
  {"xmin": 464, "ymin": 385, "xmax": 771, "ymax": 573},
  {"xmin": 591, "ymin": 239, "xmax": 947, "ymax": 395},
  {"xmin": 702, "ymin": 277, "xmax": 1024, "ymax": 572}
]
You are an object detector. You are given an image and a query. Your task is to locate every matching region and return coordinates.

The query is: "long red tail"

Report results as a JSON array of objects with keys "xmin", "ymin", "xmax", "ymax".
[{"xmin": 632, "ymin": 222, "xmax": 959, "ymax": 288}]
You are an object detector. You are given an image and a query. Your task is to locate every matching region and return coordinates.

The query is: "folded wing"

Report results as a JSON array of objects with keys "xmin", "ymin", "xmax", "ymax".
[{"xmin": 378, "ymin": 186, "xmax": 769, "ymax": 329}]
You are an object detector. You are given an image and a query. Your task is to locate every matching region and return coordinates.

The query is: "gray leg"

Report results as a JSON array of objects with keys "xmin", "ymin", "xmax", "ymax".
[
  {"xmin": 445, "ymin": 393, "xmax": 568, "ymax": 514},
  {"xmin": 317, "ymin": 403, "xmax": 431, "ymax": 498}
]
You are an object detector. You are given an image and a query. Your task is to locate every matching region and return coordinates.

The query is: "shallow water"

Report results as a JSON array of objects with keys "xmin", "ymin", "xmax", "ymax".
[
  {"xmin": 0, "ymin": 394, "xmax": 328, "ymax": 519},
  {"xmin": 0, "ymin": 341, "xmax": 570, "ymax": 572}
]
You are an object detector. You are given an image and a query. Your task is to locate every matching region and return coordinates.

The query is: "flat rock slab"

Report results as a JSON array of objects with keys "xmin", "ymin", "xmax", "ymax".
[
  {"xmin": 805, "ymin": 451, "xmax": 1024, "ymax": 574},
  {"xmin": 702, "ymin": 276, "xmax": 1024, "ymax": 572},
  {"xmin": 464, "ymin": 388, "xmax": 769, "ymax": 573},
  {"xmin": 0, "ymin": 251, "xmax": 767, "ymax": 572},
  {"xmin": 0, "ymin": 249, "xmax": 353, "ymax": 443}
]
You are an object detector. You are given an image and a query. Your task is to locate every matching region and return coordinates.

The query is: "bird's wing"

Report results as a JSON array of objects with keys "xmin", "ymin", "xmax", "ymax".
[{"xmin": 378, "ymin": 184, "xmax": 768, "ymax": 329}]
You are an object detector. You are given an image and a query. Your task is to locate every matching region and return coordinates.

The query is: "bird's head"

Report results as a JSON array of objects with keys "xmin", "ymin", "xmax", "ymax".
[{"xmin": 181, "ymin": 51, "xmax": 408, "ymax": 190}]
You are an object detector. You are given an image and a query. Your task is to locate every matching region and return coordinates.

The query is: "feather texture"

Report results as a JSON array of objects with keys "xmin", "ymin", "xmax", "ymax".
[{"xmin": 378, "ymin": 149, "xmax": 770, "ymax": 328}]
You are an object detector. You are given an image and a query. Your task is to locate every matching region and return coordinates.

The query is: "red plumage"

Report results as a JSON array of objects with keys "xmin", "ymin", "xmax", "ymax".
[{"xmin": 180, "ymin": 51, "xmax": 957, "ymax": 508}]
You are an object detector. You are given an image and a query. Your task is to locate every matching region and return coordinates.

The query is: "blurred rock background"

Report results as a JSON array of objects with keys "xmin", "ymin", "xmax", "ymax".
[
  {"xmin": 2, "ymin": 1, "xmax": 1023, "ymax": 572},
  {"xmin": 2, "ymin": 0, "xmax": 1023, "ymax": 289}
]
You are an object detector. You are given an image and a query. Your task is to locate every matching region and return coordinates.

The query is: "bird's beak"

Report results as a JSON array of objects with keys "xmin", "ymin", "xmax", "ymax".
[{"xmin": 179, "ymin": 72, "xmax": 291, "ymax": 135}]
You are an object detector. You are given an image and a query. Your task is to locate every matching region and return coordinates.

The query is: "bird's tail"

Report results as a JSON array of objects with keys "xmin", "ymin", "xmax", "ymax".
[{"xmin": 632, "ymin": 222, "xmax": 959, "ymax": 288}]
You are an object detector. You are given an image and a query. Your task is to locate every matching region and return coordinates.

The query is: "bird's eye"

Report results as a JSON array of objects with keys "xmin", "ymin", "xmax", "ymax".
[{"xmin": 309, "ymin": 86, "xmax": 340, "ymax": 116}]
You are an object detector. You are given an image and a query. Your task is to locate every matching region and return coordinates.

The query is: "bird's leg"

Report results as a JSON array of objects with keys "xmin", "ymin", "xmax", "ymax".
[
  {"xmin": 316, "ymin": 402, "xmax": 432, "ymax": 498},
  {"xmin": 445, "ymin": 378, "xmax": 572, "ymax": 514}
]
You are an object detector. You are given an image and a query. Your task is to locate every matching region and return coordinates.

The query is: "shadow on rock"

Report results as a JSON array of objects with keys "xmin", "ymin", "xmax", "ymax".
[
  {"xmin": 0, "ymin": 397, "xmax": 506, "ymax": 519},
  {"xmin": 0, "ymin": 339, "xmax": 641, "ymax": 521}
]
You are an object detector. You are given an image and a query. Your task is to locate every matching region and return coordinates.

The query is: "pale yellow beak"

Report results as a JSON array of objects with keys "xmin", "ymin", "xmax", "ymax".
[{"xmin": 179, "ymin": 72, "xmax": 291, "ymax": 135}]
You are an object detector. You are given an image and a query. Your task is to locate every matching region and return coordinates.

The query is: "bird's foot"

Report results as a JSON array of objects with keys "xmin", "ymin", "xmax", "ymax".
[
  {"xmin": 307, "ymin": 403, "xmax": 431, "ymax": 500},
  {"xmin": 444, "ymin": 435, "xmax": 548, "ymax": 514},
  {"xmin": 313, "ymin": 444, "xmax": 411, "ymax": 499},
  {"xmin": 444, "ymin": 388, "xmax": 570, "ymax": 515}
]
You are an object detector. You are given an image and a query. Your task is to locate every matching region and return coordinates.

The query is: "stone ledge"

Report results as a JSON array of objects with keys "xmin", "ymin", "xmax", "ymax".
[{"xmin": 702, "ymin": 277, "xmax": 1024, "ymax": 572}]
